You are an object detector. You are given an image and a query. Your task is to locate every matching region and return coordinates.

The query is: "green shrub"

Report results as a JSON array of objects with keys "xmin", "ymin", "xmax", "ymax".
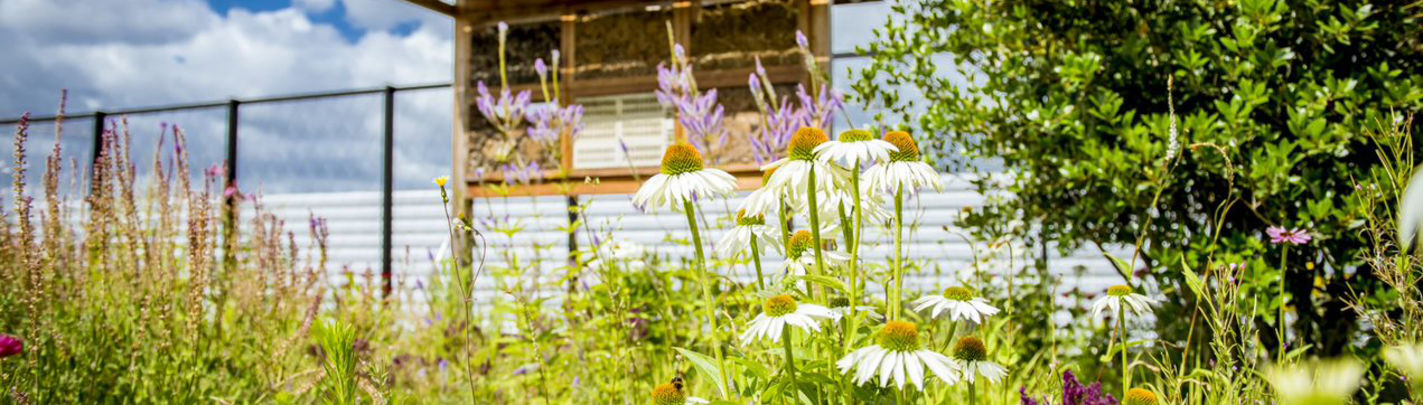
[{"xmin": 856, "ymin": 0, "xmax": 1423, "ymax": 366}]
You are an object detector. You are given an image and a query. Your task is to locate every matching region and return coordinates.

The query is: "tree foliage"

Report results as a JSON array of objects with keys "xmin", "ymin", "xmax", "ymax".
[{"xmin": 856, "ymin": 0, "xmax": 1423, "ymax": 356}]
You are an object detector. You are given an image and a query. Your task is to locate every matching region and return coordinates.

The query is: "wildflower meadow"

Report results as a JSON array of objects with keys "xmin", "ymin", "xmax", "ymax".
[{"xmin": 3, "ymin": 0, "xmax": 1423, "ymax": 404}]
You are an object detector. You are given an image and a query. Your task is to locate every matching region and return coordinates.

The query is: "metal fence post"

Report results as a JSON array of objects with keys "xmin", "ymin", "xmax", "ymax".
[
  {"xmin": 91, "ymin": 111, "xmax": 106, "ymax": 164},
  {"xmin": 381, "ymin": 86, "xmax": 396, "ymax": 299},
  {"xmin": 223, "ymin": 99, "xmax": 240, "ymax": 274}
]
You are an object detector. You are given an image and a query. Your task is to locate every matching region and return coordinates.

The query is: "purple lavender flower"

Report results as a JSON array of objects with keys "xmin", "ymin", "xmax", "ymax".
[
  {"xmin": 475, "ymin": 81, "xmax": 532, "ymax": 132},
  {"xmin": 1266, "ymin": 226, "xmax": 1311, "ymax": 245},
  {"xmin": 0, "ymin": 334, "xmax": 22, "ymax": 358},
  {"xmin": 795, "ymin": 30, "xmax": 809, "ymax": 49},
  {"xmin": 1020, "ymin": 387, "xmax": 1040, "ymax": 405},
  {"xmin": 534, "ymin": 58, "xmax": 547, "ymax": 78}
]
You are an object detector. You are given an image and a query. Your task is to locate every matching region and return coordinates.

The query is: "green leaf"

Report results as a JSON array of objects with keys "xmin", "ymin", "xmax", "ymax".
[
  {"xmin": 674, "ymin": 347, "xmax": 727, "ymax": 398},
  {"xmin": 1182, "ymin": 257, "xmax": 1205, "ymax": 298},
  {"xmin": 797, "ymin": 275, "xmax": 848, "ymax": 293}
]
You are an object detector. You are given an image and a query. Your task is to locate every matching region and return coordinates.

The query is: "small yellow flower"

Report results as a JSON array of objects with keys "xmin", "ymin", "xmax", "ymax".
[{"xmin": 434, "ymin": 176, "xmax": 450, "ymax": 187}]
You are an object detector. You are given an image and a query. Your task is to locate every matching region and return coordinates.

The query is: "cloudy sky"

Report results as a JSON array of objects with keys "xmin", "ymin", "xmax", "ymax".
[{"xmin": 0, "ymin": 0, "xmax": 455, "ymax": 193}]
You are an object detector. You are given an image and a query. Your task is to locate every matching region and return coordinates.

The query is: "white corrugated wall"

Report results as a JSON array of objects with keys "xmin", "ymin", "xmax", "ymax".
[{"xmin": 252, "ymin": 174, "xmax": 1127, "ymax": 309}]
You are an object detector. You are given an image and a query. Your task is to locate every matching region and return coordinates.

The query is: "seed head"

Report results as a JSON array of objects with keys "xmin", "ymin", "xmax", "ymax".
[
  {"xmin": 764, "ymin": 295, "xmax": 798, "ymax": 317},
  {"xmin": 787, "ymin": 230, "xmax": 814, "ymax": 258},
  {"xmin": 1123, "ymin": 388, "xmax": 1159, "ymax": 405},
  {"xmin": 1108, "ymin": 285, "xmax": 1134, "ymax": 297},
  {"xmin": 953, "ymin": 336, "xmax": 987, "ymax": 362},
  {"xmin": 735, "ymin": 210, "xmax": 765, "ymax": 226},
  {"xmin": 650, "ymin": 382, "xmax": 685, "ymax": 405},
  {"xmin": 838, "ymin": 129, "xmax": 875, "ymax": 142},
  {"xmin": 877, "ymin": 321, "xmax": 922, "ymax": 352},
  {"xmin": 789, "ymin": 127, "xmax": 829, "ymax": 160},
  {"xmin": 661, "ymin": 143, "xmax": 705, "ymax": 175},
  {"xmin": 884, "ymin": 131, "xmax": 921, "ymax": 162},
  {"xmin": 943, "ymin": 286, "xmax": 975, "ymax": 301}
]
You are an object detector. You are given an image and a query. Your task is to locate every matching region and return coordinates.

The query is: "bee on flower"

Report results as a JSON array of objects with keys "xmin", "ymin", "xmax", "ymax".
[
  {"xmin": 837, "ymin": 320, "xmax": 961, "ymax": 390},
  {"xmin": 633, "ymin": 143, "xmax": 738, "ymax": 212},
  {"xmin": 912, "ymin": 286, "xmax": 1000, "ymax": 325},
  {"xmin": 650, "ymin": 377, "xmax": 709, "ymax": 405},
  {"xmin": 865, "ymin": 131, "xmax": 942, "ymax": 194},
  {"xmin": 739, "ymin": 295, "xmax": 837, "ymax": 345},
  {"xmin": 1091, "ymin": 285, "xmax": 1156, "ymax": 318}
]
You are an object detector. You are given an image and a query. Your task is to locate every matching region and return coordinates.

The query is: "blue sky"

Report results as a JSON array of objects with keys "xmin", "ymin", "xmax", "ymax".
[{"xmin": 0, "ymin": 0, "xmax": 456, "ymax": 193}]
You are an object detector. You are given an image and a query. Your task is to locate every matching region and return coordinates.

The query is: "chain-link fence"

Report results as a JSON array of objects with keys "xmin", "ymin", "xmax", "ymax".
[{"xmin": 0, "ymin": 83, "xmax": 454, "ymax": 295}]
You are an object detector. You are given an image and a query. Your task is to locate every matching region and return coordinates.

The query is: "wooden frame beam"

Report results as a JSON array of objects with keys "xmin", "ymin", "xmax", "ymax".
[{"xmin": 403, "ymin": 0, "xmax": 457, "ymax": 17}]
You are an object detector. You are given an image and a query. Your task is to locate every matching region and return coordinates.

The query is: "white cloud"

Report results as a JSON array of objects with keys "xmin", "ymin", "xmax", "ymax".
[
  {"xmin": 0, "ymin": 0, "xmax": 456, "ymax": 193},
  {"xmin": 340, "ymin": 0, "xmax": 447, "ymax": 32}
]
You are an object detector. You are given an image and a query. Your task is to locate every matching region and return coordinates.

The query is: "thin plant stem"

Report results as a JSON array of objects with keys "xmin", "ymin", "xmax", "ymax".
[
  {"xmin": 782, "ymin": 327, "xmax": 797, "ymax": 398},
  {"xmin": 751, "ymin": 233, "xmax": 766, "ymax": 290},
  {"xmin": 683, "ymin": 199, "xmax": 731, "ymax": 398},
  {"xmin": 437, "ymin": 185, "xmax": 479, "ymax": 401},
  {"xmin": 808, "ymin": 165, "xmax": 827, "ymax": 301},
  {"xmin": 1119, "ymin": 305, "xmax": 1128, "ymax": 398},
  {"xmin": 844, "ymin": 164, "xmax": 864, "ymax": 405},
  {"xmin": 891, "ymin": 186, "xmax": 905, "ymax": 319},
  {"xmin": 1278, "ymin": 245, "xmax": 1289, "ymax": 364},
  {"xmin": 969, "ymin": 379, "xmax": 977, "ymax": 405}
]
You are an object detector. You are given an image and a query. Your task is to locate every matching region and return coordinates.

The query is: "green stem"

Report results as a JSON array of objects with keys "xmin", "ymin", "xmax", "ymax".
[
  {"xmin": 808, "ymin": 166, "xmax": 827, "ymax": 300},
  {"xmin": 782, "ymin": 327, "xmax": 797, "ymax": 397},
  {"xmin": 683, "ymin": 200, "xmax": 731, "ymax": 398},
  {"xmin": 750, "ymin": 233, "xmax": 766, "ymax": 290},
  {"xmin": 1119, "ymin": 305, "xmax": 1128, "ymax": 398},
  {"xmin": 1278, "ymin": 245, "xmax": 1289, "ymax": 363},
  {"xmin": 892, "ymin": 186, "xmax": 905, "ymax": 320},
  {"xmin": 968, "ymin": 379, "xmax": 977, "ymax": 405}
]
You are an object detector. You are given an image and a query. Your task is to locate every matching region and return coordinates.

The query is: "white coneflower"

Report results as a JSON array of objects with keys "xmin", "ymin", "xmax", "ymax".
[
  {"xmin": 837, "ymin": 321, "xmax": 961, "ymax": 390},
  {"xmin": 865, "ymin": 131, "xmax": 942, "ymax": 194},
  {"xmin": 1265, "ymin": 358, "xmax": 1364, "ymax": 405},
  {"xmin": 717, "ymin": 210, "xmax": 782, "ymax": 258},
  {"xmin": 739, "ymin": 295, "xmax": 837, "ymax": 345},
  {"xmin": 1123, "ymin": 388, "xmax": 1161, "ymax": 405},
  {"xmin": 912, "ymin": 286, "xmax": 1000, "ymax": 325},
  {"xmin": 828, "ymin": 297, "xmax": 884, "ymax": 323},
  {"xmin": 762, "ymin": 127, "xmax": 847, "ymax": 211},
  {"xmin": 1091, "ymin": 285, "xmax": 1156, "ymax": 318},
  {"xmin": 739, "ymin": 169, "xmax": 784, "ymax": 218},
  {"xmin": 783, "ymin": 230, "xmax": 848, "ymax": 277},
  {"xmin": 952, "ymin": 336, "xmax": 1007, "ymax": 384},
  {"xmin": 650, "ymin": 378, "xmax": 710, "ymax": 405},
  {"xmin": 815, "ymin": 129, "xmax": 899, "ymax": 169},
  {"xmin": 633, "ymin": 143, "xmax": 738, "ymax": 212}
]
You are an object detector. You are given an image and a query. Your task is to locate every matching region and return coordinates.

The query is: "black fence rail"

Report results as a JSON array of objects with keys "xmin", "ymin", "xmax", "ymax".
[{"xmin": 0, "ymin": 82, "xmax": 454, "ymax": 297}]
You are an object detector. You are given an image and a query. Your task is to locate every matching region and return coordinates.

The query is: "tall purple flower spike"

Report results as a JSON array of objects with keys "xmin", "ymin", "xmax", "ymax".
[
  {"xmin": 534, "ymin": 58, "xmax": 548, "ymax": 78},
  {"xmin": 745, "ymin": 64, "xmax": 844, "ymax": 165},
  {"xmin": 1019, "ymin": 370, "xmax": 1118, "ymax": 405},
  {"xmin": 654, "ymin": 51, "xmax": 728, "ymax": 163}
]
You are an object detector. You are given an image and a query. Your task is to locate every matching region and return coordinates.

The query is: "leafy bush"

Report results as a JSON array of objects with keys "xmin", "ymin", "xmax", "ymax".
[{"xmin": 856, "ymin": 0, "xmax": 1423, "ymax": 363}]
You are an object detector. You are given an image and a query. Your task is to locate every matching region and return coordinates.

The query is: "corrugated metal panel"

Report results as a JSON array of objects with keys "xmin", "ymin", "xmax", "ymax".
[{"xmin": 252, "ymin": 174, "xmax": 1126, "ymax": 310}]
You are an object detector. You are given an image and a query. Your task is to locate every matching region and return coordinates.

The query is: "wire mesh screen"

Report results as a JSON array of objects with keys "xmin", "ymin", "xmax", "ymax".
[
  {"xmin": 0, "ymin": 117, "xmax": 95, "ymax": 204},
  {"xmin": 237, "ymin": 94, "xmax": 384, "ymax": 194},
  {"xmin": 116, "ymin": 107, "xmax": 229, "ymax": 188}
]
